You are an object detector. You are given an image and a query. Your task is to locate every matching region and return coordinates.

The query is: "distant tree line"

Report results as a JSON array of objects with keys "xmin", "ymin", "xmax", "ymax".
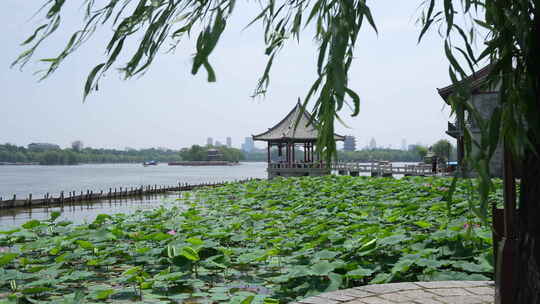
[
  {"xmin": 179, "ymin": 145, "xmax": 244, "ymax": 162},
  {"xmin": 243, "ymin": 146, "xmax": 430, "ymax": 163},
  {"xmin": 243, "ymin": 148, "xmax": 305, "ymax": 162},
  {"xmin": 0, "ymin": 140, "xmax": 455, "ymax": 165},
  {"xmin": 338, "ymin": 148, "xmax": 424, "ymax": 162},
  {"xmin": 338, "ymin": 141, "xmax": 456, "ymax": 163},
  {"xmin": 243, "ymin": 151, "xmax": 268, "ymax": 162},
  {"xmin": 242, "ymin": 146, "xmax": 440, "ymax": 163},
  {"xmin": 0, "ymin": 143, "xmax": 183, "ymax": 165}
]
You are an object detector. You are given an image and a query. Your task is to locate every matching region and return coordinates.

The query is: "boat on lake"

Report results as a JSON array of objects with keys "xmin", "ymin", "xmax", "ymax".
[{"xmin": 143, "ymin": 160, "xmax": 158, "ymax": 166}]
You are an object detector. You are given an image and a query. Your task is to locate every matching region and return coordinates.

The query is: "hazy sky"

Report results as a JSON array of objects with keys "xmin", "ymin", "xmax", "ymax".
[{"xmin": 1, "ymin": 1, "xmax": 456, "ymax": 150}]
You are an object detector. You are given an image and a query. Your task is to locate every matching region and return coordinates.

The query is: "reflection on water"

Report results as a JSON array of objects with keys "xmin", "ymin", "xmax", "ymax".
[{"xmin": 0, "ymin": 193, "xmax": 182, "ymax": 229}]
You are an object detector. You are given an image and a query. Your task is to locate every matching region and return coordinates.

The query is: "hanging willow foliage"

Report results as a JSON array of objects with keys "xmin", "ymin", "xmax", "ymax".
[
  {"xmin": 13, "ymin": 0, "xmax": 376, "ymax": 162},
  {"xmin": 10, "ymin": 0, "xmax": 540, "ymax": 301},
  {"xmin": 11, "ymin": 0, "xmax": 538, "ymax": 203},
  {"xmin": 420, "ymin": 2, "xmax": 538, "ymax": 301},
  {"xmin": 418, "ymin": 0, "xmax": 537, "ymax": 221}
]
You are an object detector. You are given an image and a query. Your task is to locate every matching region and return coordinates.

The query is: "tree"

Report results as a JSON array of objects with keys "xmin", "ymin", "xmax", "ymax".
[
  {"xmin": 407, "ymin": 144, "xmax": 428, "ymax": 160},
  {"xmin": 418, "ymin": 1, "xmax": 538, "ymax": 302},
  {"xmin": 179, "ymin": 145, "xmax": 207, "ymax": 161},
  {"xmin": 431, "ymin": 139, "xmax": 452, "ymax": 162},
  {"xmin": 12, "ymin": 0, "xmax": 539, "ymax": 302},
  {"xmin": 179, "ymin": 145, "xmax": 244, "ymax": 161}
]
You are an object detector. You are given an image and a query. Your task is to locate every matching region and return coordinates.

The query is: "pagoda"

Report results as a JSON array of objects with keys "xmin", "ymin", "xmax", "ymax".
[{"xmin": 253, "ymin": 102, "xmax": 344, "ymax": 179}]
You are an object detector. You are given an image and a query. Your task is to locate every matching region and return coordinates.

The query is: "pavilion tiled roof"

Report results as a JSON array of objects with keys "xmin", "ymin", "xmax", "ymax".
[
  {"xmin": 252, "ymin": 102, "xmax": 345, "ymax": 142},
  {"xmin": 437, "ymin": 65, "xmax": 493, "ymax": 103}
]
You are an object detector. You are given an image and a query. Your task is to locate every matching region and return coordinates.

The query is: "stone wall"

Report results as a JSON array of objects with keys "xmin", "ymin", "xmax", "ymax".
[{"xmin": 469, "ymin": 92, "xmax": 503, "ymax": 177}]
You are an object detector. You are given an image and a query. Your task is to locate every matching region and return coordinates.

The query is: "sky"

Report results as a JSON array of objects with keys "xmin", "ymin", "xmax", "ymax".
[{"xmin": 0, "ymin": 1, "xmax": 457, "ymax": 151}]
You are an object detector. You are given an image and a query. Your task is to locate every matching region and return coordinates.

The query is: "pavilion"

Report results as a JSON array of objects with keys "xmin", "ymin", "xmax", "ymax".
[{"xmin": 253, "ymin": 102, "xmax": 344, "ymax": 179}]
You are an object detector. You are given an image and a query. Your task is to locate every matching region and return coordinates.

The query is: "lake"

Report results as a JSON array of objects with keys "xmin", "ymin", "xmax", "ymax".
[
  {"xmin": 0, "ymin": 162, "xmax": 267, "ymax": 198},
  {"xmin": 0, "ymin": 162, "xmax": 267, "ymax": 229},
  {"xmin": 0, "ymin": 161, "xmax": 420, "ymax": 229}
]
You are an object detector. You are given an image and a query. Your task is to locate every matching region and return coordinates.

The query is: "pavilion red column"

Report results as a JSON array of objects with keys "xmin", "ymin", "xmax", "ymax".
[
  {"xmin": 267, "ymin": 142, "xmax": 270, "ymax": 163},
  {"xmin": 292, "ymin": 143, "xmax": 295, "ymax": 163},
  {"xmin": 285, "ymin": 143, "xmax": 289, "ymax": 165},
  {"xmin": 288, "ymin": 143, "xmax": 292, "ymax": 164}
]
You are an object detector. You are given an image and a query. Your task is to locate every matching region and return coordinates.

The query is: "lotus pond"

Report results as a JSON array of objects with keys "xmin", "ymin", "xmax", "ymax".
[{"xmin": 0, "ymin": 176, "xmax": 500, "ymax": 303}]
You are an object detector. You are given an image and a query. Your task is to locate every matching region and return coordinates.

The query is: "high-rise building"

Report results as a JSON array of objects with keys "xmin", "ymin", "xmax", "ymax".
[
  {"xmin": 226, "ymin": 137, "xmax": 232, "ymax": 147},
  {"xmin": 215, "ymin": 140, "xmax": 223, "ymax": 147},
  {"xmin": 369, "ymin": 138, "xmax": 377, "ymax": 150},
  {"xmin": 206, "ymin": 137, "xmax": 213, "ymax": 146},
  {"xmin": 343, "ymin": 135, "xmax": 356, "ymax": 151},
  {"xmin": 401, "ymin": 138, "xmax": 407, "ymax": 151},
  {"xmin": 241, "ymin": 137, "xmax": 255, "ymax": 152}
]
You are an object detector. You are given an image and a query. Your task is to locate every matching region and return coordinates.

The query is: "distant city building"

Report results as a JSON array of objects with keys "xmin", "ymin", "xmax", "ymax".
[
  {"xmin": 241, "ymin": 137, "xmax": 255, "ymax": 152},
  {"xmin": 215, "ymin": 140, "xmax": 223, "ymax": 147},
  {"xmin": 206, "ymin": 137, "xmax": 213, "ymax": 146},
  {"xmin": 369, "ymin": 138, "xmax": 377, "ymax": 150},
  {"xmin": 71, "ymin": 140, "xmax": 84, "ymax": 152},
  {"xmin": 343, "ymin": 135, "xmax": 356, "ymax": 151},
  {"xmin": 28, "ymin": 143, "xmax": 60, "ymax": 152},
  {"xmin": 226, "ymin": 137, "xmax": 232, "ymax": 148},
  {"xmin": 401, "ymin": 138, "xmax": 407, "ymax": 151}
]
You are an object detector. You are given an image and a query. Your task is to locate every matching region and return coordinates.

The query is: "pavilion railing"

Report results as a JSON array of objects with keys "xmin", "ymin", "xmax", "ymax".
[
  {"xmin": 268, "ymin": 162, "xmax": 328, "ymax": 169},
  {"xmin": 268, "ymin": 162, "xmax": 436, "ymax": 175}
]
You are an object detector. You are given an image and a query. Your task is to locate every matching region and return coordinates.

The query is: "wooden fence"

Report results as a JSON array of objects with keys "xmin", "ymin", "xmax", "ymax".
[{"xmin": 0, "ymin": 178, "xmax": 258, "ymax": 210}]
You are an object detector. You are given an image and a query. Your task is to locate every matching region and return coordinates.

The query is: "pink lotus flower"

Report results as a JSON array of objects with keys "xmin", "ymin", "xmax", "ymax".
[
  {"xmin": 0, "ymin": 247, "xmax": 8, "ymax": 253},
  {"xmin": 167, "ymin": 230, "xmax": 177, "ymax": 235}
]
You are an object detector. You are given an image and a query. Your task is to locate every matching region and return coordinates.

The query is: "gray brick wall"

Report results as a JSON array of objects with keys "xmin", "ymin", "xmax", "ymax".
[{"xmin": 469, "ymin": 92, "xmax": 503, "ymax": 177}]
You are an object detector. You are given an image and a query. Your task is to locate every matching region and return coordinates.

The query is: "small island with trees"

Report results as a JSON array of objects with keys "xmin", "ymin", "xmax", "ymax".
[{"xmin": 170, "ymin": 145, "xmax": 244, "ymax": 165}]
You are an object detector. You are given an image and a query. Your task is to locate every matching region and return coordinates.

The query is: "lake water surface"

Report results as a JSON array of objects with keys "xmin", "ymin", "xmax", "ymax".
[
  {"xmin": 0, "ymin": 161, "xmax": 420, "ymax": 229},
  {"xmin": 0, "ymin": 162, "xmax": 267, "ymax": 229},
  {"xmin": 0, "ymin": 194, "xmax": 182, "ymax": 229},
  {"xmin": 0, "ymin": 162, "xmax": 267, "ymax": 198}
]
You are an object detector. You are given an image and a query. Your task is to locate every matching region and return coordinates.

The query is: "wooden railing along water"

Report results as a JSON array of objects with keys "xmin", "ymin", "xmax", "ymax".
[{"xmin": 0, "ymin": 178, "xmax": 258, "ymax": 210}]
